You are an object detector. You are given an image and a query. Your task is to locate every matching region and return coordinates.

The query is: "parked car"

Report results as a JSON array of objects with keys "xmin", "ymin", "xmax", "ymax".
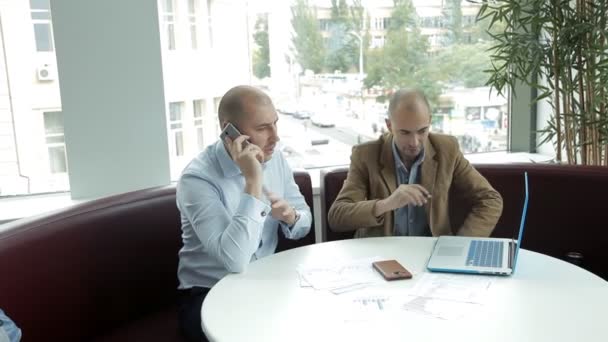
[
  {"xmin": 277, "ymin": 104, "xmax": 298, "ymax": 116},
  {"xmin": 293, "ymin": 110, "xmax": 312, "ymax": 119},
  {"xmin": 311, "ymin": 114, "xmax": 335, "ymax": 128}
]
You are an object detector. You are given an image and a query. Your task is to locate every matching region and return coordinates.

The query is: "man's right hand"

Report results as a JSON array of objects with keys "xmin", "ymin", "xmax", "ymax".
[
  {"xmin": 225, "ymin": 135, "xmax": 264, "ymax": 199},
  {"xmin": 373, "ymin": 184, "xmax": 431, "ymax": 216}
]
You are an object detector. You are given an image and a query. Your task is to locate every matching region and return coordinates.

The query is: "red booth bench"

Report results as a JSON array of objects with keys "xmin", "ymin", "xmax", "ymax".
[
  {"xmin": 321, "ymin": 164, "xmax": 608, "ymax": 280},
  {"xmin": 0, "ymin": 171, "xmax": 314, "ymax": 341}
]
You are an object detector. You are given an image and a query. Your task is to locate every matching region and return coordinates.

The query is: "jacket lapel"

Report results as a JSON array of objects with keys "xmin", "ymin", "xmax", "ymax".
[
  {"xmin": 379, "ymin": 134, "xmax": 397, "ymax": 195},
  {"xmin": 421, "ymin": 137, "xmax": 438, "ymax": 226},
  {"xmin": 379, "ymin": 134, "xmax": 397, "ymax": 236}
]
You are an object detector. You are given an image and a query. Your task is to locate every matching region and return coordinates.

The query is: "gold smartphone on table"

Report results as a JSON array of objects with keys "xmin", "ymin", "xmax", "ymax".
[{"xmin": 372, "ymin": 260, "xmax": 413, "ymax": 281}]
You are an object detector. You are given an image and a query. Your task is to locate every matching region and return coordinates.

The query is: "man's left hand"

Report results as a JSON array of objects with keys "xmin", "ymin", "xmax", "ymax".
[{"xmin": 264, "ymin": 190, "xmax": 297, "ymax": 226}]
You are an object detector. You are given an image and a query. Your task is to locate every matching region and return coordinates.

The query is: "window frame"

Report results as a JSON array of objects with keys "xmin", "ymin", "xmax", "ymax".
[
  {"xmin": 43, "ymin": 111, "xmax": 67, "ymax": 174},
  {"xmin": 169, "ymin": 102, "xmax": 185, "ymax": 157},
  {"xmin": 30, "ymin": 0, "xmax": 55, "ymax": 52}
]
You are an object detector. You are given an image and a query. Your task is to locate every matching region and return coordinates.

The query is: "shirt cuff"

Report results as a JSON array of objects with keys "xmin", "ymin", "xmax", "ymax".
[
  {"xmin": 237, "ymin": 193, "xmax": 271, "ymax": 224},
  {"xmin": 280, "ymin": 208, "xmax": 299, "ymax": 229}
]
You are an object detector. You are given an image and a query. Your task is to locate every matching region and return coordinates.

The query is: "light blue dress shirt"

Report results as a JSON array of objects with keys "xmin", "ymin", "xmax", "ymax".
[
  {"xmin": 176, "ymin": 141, "xmax": 312, "ymax": 289},
  {"xmin": 0, "ymin": 309, "xmax": 21, "ymax": 342},
  {"xmin": 391, "ymin": 140, "xmax": 430, "ymax": 236}
]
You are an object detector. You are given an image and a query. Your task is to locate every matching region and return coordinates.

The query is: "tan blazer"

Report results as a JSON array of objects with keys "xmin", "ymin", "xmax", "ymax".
[{"xmin": 327, "ymin": 133, "xmax": 503, "ymax": 238}]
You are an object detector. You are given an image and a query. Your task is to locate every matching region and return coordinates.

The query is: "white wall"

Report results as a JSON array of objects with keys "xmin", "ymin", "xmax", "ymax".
[{"xmin": 51, "ymin": 0, "xmax": 171, "ymax": 199}]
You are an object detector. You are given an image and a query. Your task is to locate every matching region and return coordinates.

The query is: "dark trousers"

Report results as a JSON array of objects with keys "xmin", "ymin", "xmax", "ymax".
[{"xmin": 178, "ymin": 287, "xmax": 211, "ymax": 342}]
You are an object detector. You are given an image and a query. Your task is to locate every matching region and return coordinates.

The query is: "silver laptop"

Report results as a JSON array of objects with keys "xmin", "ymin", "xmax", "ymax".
[{"xmin": 427, "ymin": 172, "xmax": 529, "ymax": 275}]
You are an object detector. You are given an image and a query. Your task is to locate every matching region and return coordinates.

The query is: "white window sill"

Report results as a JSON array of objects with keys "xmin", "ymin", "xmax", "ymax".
[
  {"xmin": 0, "ymin": 152, "xmax": 553, "ymax": 224},
  {"xmin": 0, "ymin": 192, "xmax": 83, "ymax": 224}
]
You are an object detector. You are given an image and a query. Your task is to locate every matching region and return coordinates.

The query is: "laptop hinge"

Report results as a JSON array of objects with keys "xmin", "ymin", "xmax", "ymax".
[{"xmin": 508, "ymin": 240, "xmax": 516, "ymax": 269}]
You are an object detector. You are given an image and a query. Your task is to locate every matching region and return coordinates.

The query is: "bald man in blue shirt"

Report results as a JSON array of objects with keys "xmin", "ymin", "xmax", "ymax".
[
  {"xmin": 175, "ymin": 85, "xmax": 312, "ymax": 342},
  {"xmin": 0, "ymin": 309, "xmax": 21, "ymax": 342}
]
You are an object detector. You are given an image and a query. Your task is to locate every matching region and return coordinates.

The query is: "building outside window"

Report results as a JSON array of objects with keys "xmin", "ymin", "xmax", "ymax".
[
  {"xmin": 43, "ymin": 111, "xmax": 66, "ymax": 173},
  {"xmin": 188, "ymin": 0, "xmax": 199, "ymax": 49},
  {"xmin": 169, "ymin": 102, "xmax": 184, "ymax": 157},
  {"xmin": 30, "ymin": 0, "xmax": 54, "ymax": 52},
  {"xmin": 193, "ymin": 99, "xmax": 205, "ymax": 151},
  {"xmin": 160, "ymin": 0, "xmax": 176, "ymax": 50},
  {"xmin": 213, "ymin": 96, "xmax": 222, "ymax": 137}
]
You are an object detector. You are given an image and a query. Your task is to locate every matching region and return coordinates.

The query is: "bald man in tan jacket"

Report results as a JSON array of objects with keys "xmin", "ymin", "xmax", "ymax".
[{"xmin": 328, "ymin": 89, "xmax": 503, "ymax": 238}]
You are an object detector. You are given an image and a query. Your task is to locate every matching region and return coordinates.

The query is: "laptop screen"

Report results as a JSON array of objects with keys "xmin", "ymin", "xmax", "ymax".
[{"xmin": 511, "ymin": 171, "xmax": 529, "ymax": 270}]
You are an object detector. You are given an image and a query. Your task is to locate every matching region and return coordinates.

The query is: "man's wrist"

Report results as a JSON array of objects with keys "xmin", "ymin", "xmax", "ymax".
[
  {"xmin": 287, "ymin": 207, "xmax": 300, "ymax": 227},
  {"xmin": 373, "ymin": 199, "xmax": 387, "ymax": 217},
  {"xmin": 244, "ymin": 181, "xmax": 263, "ymax": 200}
]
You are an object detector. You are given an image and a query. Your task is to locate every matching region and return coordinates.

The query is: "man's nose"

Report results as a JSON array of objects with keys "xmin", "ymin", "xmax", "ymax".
[{"xmin": 270, "ymin": 125, "xmax": 280, "ymax": 142}]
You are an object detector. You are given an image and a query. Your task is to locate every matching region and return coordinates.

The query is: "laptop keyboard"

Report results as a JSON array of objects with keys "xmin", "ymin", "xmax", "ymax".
[{"xmin": 466, "ymin": 240, "xmax": 503, "ymax": 268}]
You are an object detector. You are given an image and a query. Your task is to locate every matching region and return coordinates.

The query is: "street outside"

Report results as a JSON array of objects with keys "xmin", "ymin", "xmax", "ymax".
[{"xmin": 276, "ymin": 109, "xmax": 507, "ymax": 170}]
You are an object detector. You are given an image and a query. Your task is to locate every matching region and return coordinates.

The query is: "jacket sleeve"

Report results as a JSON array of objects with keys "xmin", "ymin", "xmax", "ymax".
[
  {"xmin": 450, "ymin": 145, "xmax": 503, "ymax": 237},
  {"xmin": 327, "ymin": 145, "xmax": 385, "ymax": 232}
]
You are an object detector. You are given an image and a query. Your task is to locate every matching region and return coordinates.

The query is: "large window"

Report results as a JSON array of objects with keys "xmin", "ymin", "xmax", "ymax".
[
  {"xmin": 0, "ymin": 0, "xmax": 520, "ymax": 201},
  {"xmin": 262, "ymin": 0, "xmax": 508, "ymax": 170},
  {"xmin": 159, "ymin": 0, "xmax": 511, "ymax": 176},
  {"xmin": 206, "ymin": 0, "xmax": 214, "ymax": 48}
]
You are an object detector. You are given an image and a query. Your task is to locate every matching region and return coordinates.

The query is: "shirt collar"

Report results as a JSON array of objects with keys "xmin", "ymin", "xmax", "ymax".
[
  {"xmin": 391, "ymin": 137, "xmax": 425, "ymax": 172},
  {"xmin": 215, "ymin": 140, "xmax": 242, "ymax": 178}
]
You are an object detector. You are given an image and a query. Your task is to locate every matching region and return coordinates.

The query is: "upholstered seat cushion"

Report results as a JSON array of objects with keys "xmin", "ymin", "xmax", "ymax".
[
  {"xmin": 321, "ymin": 164, "xmax": 608, "ymax": 280},
  {"xmin": 0, "ymin": 171, "xmax": 315, "ymax": 341},
  {"xmin": 94, "ymin": 305, "xmax": 182, "ymax": 342}
]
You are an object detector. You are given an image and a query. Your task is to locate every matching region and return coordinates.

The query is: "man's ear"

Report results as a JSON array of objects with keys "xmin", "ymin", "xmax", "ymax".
[
  {"xmin": 220, "ymin": 120, "xmax": 228, "ymax": 129},
  {"xmin": 385, "ymin": 118, "xmax": 392, "ymax": 133}
]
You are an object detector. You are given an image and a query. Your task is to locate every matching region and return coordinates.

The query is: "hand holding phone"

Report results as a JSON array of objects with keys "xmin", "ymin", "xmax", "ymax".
[
  {"xmin": 372, "ymin": 260, "xmax": 413, "ymax": 281},
  {"xmin": 220, "ymin": 122, "xmax": 260, "ymax": 162},
  {"xmin": 220, "ymin": 122, "xmax": 264, "ymax": 191}
]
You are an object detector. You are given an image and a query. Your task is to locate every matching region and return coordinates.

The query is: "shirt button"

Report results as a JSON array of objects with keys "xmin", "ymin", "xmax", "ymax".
[{"xmin": 261, "ymin": 211, "xmax": 267, "ymax": 217}]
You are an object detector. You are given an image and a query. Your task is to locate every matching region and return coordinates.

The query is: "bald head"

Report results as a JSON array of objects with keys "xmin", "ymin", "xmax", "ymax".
[
  {"xmin": 388, "ymin": 89, "xmax": 431, "ymax": 119},
  {"xmin": 385, "ymin": 89, "xmax": 432, "ymax": 165},
  {"xmin": 218, "ymin": 85, "xmax": 274, "ymax": 125}
]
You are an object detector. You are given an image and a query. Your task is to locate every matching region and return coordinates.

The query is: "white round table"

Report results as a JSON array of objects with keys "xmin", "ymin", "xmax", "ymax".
[{"xmin": 201, "ymin": 237, "xmax": 608, "ymax": 342}]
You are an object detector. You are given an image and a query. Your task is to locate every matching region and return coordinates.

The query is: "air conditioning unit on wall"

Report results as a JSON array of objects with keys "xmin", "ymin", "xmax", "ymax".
[{"xmin": 36, "ymin": 63, "xmax": 55, "ymax": 82}]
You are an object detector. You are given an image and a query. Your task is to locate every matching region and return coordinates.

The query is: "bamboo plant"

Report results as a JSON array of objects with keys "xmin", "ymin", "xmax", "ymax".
[{"xmin": 478, "ymin": 0, "xmax": 608, "ymax": 165}]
